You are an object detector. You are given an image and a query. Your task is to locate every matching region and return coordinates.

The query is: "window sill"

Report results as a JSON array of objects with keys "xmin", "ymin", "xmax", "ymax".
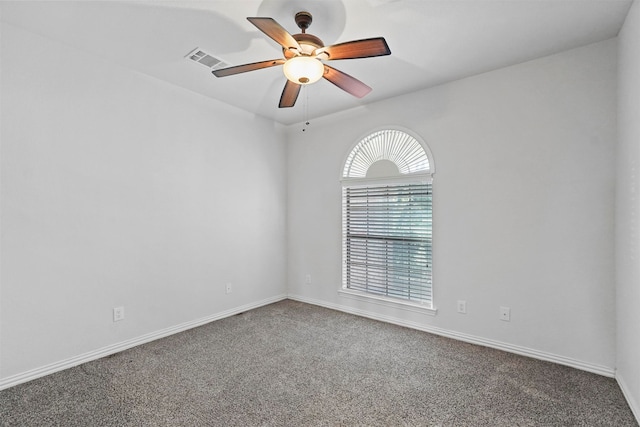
[{"xmin": 338, "ymin": 288, "xmax": 438, "ymax": 316}]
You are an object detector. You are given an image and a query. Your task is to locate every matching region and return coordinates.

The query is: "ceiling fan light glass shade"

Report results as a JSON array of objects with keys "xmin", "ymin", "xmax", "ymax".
[{"xmin": 283, "ymin": 56, "xmax": 324, "ymax": 85}]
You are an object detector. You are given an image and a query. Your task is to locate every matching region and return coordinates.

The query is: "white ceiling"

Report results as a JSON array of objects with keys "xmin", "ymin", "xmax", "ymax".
[{"xmin": 1, "ymin": 0, "xmax": 633, "ymax": 125}]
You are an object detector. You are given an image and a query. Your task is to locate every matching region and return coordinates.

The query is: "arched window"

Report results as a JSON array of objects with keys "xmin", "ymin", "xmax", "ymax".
[
  {"xmin": 341, "ymin": 129, "xmax": 434, "ymax": 308},
  {"xmin": 343, "ymin": 129, "xmax": 431, "ymax": 178}
]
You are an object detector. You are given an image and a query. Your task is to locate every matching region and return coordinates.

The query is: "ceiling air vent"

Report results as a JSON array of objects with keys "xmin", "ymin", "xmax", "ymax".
[{"xmin": 186, "ymin": 48, "xmax": 228, "ymax": 70}]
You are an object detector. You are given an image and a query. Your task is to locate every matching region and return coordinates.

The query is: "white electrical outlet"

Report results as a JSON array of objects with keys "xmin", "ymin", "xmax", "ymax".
[
  {"xmin": 500, "ymin": 306, "xmax": 511, "ymax": 322},
  {"xmin": 457, "ymin": 300, "xmax": 467, "ymax": 314},
  {"xmin": 113, "ymin": 306, "xmax": 125, "ymax": 322},
  {"xmin": 226, "ymin": 283, "xmax": 232, "ymax": 294},
  {"xmin": 305, "ymin": 274, "xmax": 312, "ymax": 285}
]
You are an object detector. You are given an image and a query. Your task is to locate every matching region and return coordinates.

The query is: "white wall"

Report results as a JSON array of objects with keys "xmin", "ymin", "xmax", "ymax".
[
  {"xmin": 287, "ymin": 39, "xmax": 618, "ymax": 375},
  {"xmin": 0, "ymin": 23, "xmax": 287, "ymax": 384},
  {"xmin": 616, "ymin": 0, "xmax": 640, "ymax": 420}
]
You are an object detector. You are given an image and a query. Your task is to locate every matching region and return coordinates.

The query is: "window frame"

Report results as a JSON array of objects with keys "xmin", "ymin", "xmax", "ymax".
[{"xmin": 340, "ymin": 128, "xmax": 437, "ymax": 315}]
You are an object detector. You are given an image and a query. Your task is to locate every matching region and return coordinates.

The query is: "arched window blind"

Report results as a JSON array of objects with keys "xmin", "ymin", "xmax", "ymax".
[
  {"xmin": 343, "ymin": 129, "xmax": 430, "ymax": 178},
  {"xmin": 342, "ymin": 129, "xmax": 433, "ymax": 307}
]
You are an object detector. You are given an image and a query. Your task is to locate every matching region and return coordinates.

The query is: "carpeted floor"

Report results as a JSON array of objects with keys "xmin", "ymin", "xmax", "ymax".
[{"xmin": 0, "ymin": 299, "xmax": 637, "ymax": 426}]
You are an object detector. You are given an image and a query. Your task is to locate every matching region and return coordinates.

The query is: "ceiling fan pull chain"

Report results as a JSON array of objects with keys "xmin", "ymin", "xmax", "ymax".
[{"xmin": 302, "ymin": 85, "xmax": 310, "ymax": 132}]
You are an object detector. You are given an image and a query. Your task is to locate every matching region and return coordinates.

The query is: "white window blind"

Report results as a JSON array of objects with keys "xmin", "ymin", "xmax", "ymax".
[
  {"xmin": 343, "ymin": 130, "xmax": 430, "ymax": 178},
  {"xmin": 342, "ymin": 182, "xmax": 432, "ymax": 304}
]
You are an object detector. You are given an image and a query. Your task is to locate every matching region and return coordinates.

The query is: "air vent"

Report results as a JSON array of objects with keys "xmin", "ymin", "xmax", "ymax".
[{"xmin": 186, "ymin": 48, "xmax": 228, "ymax": 70}]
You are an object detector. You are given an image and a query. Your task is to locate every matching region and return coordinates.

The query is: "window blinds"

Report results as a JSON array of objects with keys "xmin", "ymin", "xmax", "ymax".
[{"xmin": 342, "ymin": 182, "xmax": 432, "ymax": 304}]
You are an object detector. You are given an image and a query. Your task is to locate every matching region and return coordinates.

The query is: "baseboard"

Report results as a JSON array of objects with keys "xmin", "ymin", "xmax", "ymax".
[
  {"xmin": 288, "ymin": 294, "xmax": 616, "ymax": 378},
  {"xmin": 617, "ymin": 372, "xmax": 640, "ymax": 424},
  {"xmin": 0, "ymin": 294, "xmax": 288, "ymax": 391},
  {"xmin": 2, "ymin": 293, "xmax": 618, "ymax": 392}
]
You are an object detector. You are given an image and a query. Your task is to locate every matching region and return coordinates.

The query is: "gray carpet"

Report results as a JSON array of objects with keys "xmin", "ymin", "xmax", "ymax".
[{"xmin": 0, "ymin": 299, "xmax": 637, "ymax": 426}]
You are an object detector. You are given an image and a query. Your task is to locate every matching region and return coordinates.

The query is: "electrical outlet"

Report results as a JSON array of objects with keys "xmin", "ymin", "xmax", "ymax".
[
  {"xmin": 457, "ymin": 300, "xmax": 467, "ymax": 314},
  {"xmin": 113, "ymin": 306, "xmax": 125, "ymax": 322},
  {"xmin": 226, "ymin": 283, "xmax": 232, "ymax": 294},
  {"xmin": 305, "ymin": 274, "xmax": 312, "ymax": 285},
  {"xmin": 500, "ymin": 306, "xmax": 511, "ymax": 322}
]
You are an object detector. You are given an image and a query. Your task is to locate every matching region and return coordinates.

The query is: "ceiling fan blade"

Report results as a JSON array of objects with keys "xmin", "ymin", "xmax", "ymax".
[
  {"xmin": 247, "ymin": 17, "xmax": 301, "ymax": 51},
  {"xmin": 323, "ymin": 65, "xmax": 372, "ymax": 98},
  {"xmin": 316, "ymin": 37, "xmax": 391, "ymax": 60},
  {"xmin": 212, "ymin": 59, "xmax": 285, "ymax": 77},
  {"xmin": 279, "ymin": 80, "xmax": 301, "ymax": 108}
]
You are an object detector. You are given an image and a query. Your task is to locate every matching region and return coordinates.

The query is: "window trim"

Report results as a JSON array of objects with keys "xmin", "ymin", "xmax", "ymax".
[
  {"xmin": 341, "ymin": 172, "xmax": 433, "ymax": 186},
  {"xmin": 338, "ymin": 287, "xmax": 438, "ymax": 316}
]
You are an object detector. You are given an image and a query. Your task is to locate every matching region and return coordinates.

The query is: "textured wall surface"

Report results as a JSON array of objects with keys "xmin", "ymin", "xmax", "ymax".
[
  {"xmin": 287, "ymin": 39, "xmax": 618, "ymax": 373},
  {"xmin": 1, "ymin": 23, "xmax": 287, "ymax": 380},
  {"xmin": 616, "ymin": 0, "xmax": 640, "ymax": 420}
]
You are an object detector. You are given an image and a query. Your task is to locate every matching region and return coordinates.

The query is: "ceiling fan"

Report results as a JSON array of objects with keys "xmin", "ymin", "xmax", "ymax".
[{"xmin": 212, "ymin": 11, "xmax": 391, "ymax": 108}]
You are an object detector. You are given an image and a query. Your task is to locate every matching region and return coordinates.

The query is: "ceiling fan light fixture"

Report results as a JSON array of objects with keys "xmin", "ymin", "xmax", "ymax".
[{"xmin": 283, "ymin": 56, "xmax": 324, "ymax": 85}]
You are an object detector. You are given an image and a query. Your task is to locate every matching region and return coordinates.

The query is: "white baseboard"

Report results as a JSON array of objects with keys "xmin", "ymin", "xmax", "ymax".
[
  {"xmin": 287, "ymin": 294, "xmax": 616, "ymax": 378},
  {"xmin": 617, "ymin": 372, "xmax": 640, "ymax": 424},
  {"xmin": 0, "ymin": 294, "xmax": 288, "ymax": 391},
  {"xmin": 1, "ymin": 293, "xmax": 619, "ymax": 392}
]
